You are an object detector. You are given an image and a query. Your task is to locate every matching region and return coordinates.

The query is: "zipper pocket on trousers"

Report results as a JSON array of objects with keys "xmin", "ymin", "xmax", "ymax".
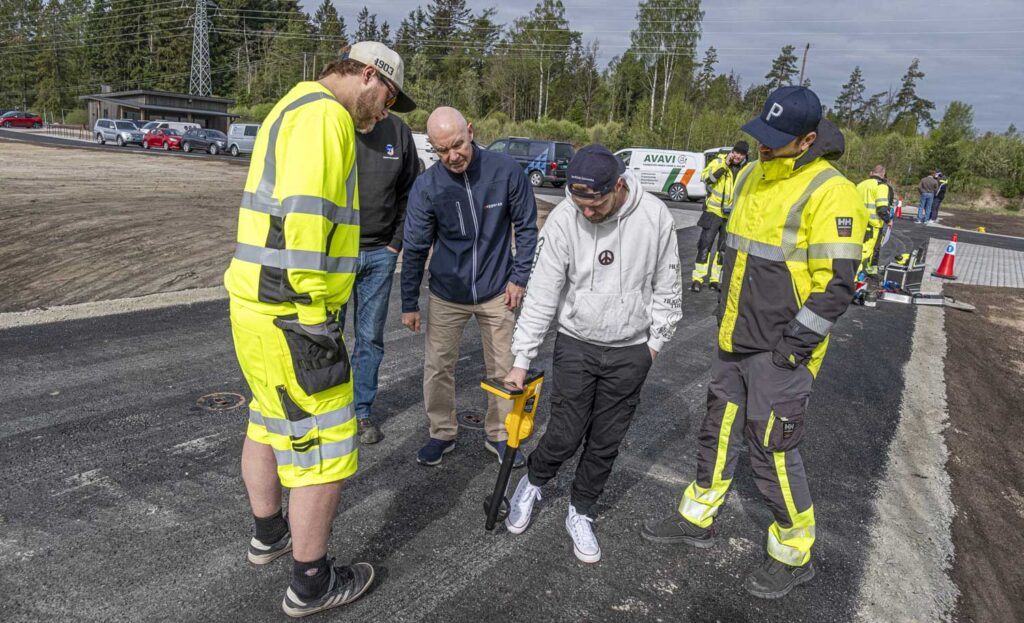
[
  {"xmin": 455, "ymin": 201, "xmax": 467, "ymax": 236},
  {"xmin": 763, "ymin": 413, "xmax": 775, "ymax": 448}
]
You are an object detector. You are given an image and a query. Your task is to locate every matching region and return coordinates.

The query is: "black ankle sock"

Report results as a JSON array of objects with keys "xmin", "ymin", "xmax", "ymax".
[
  {"xmin": 253, "ymin": 509, "xmax": 288, "ymax": 544},
  {"xmin": 292, "ymin": 556, "xmax": 331, "ymax": 600}
]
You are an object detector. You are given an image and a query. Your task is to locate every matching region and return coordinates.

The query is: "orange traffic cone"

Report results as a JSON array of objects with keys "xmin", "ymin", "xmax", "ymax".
[{"xmin": 932, "ymin": 233, "xmax": 958, "ymax": 280}]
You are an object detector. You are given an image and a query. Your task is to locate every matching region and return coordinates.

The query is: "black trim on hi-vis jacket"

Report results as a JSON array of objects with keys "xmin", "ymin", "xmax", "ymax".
[
  {"xmin": 717, "ymin": 250, "xmax": 803, "ymax": 355},
  {"xmin": 780, "ymin": 257, "xmax": 859, "ymax": 362},
  {"xmin": 258, "ymin": 215, "xmax": 313, "ymax": 306}
]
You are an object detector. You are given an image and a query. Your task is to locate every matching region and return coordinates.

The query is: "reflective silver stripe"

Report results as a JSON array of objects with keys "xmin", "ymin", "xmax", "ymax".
[
  {"xmin": 807, "ymin": 242, "xmax": 863, "ymax": 260},
  {"xmin": 234, "ymin": 242, "xmax": 357, "ymax": 273},
  {"xmin": 726, "ymin": 232, "xmax": 787, "ymax": 262},
  {"xmin": 711, "ymin": 189, "xmax": 725, "ymax": 199},
  {"xmin": 767, "ymin": 530, "xmax": 812, "ymax": 566},
  {"xmin": 249, "ymin": 405, "xmax": 355, "ymax": 438},
  {"xmin": 257, "ymin": 91, "xmax": 337, "ymax": 196},
  {"xmin": 273, "ymin": 436, "xmax": 357, "ymax": 469},
  {"xmin": 731, "ymin": 162, "xmax": 756, "ymax": 203},
  {"xmin": 863, "ymin": 202, "xmax": 876, "ymax": 211},
  {"xmin": 241, "ymin": 192, "xmax": 358, "ymax": 226},
  {"xmin": 781, "ymin": 169, "xmax": 843, "ymax": 256},
  {"xmin": 795, "ymin": 306, "xmax": 833, "ymax": 336}
]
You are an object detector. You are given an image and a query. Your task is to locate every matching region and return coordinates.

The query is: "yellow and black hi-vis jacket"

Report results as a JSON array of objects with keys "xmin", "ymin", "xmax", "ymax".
[
  {"xmin": 855, "ymin": 175, "xmax": 894, "ymax": 227},
  {"xmin": 224, "ymin": 82, "xmax": 360, "ymax": 324},
  {"xmin": 701, "ymin": 153, "xmax": 742, "ymax": 219},
  {"xmin": 717, "ymin": 123, "xmax": 867, "ymax": 376}
]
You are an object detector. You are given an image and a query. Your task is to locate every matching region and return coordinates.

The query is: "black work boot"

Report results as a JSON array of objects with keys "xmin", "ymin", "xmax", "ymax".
[
  {"xmin": 708, "ymin": 281, "xmax": 720, "ymax": 292},
  {"xmin": 743, "ymin": 556, "xmax": 815, "ymax": 599},
  {"xmin": 640, "ymin": 514, "xmax": 715, "ymax": 548},
  {"xmin": 690, "ymin": 281, "xmax": 702, "ymax": 293}
]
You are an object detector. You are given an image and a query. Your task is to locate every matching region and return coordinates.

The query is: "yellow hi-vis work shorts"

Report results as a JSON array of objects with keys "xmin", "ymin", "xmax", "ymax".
[{"xmin": 229, "ymin": 299, "xmax": 358, "ymax": 488}]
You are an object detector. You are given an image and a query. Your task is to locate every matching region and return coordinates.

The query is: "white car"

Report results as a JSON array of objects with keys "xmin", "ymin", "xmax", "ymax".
[
  {"xmin": 614, "ymin": 147, "xmax": 709, "ymax": 202},
  {"xmin": 412, "ymin": 132, "xmax": 439, "ymax": 173}
]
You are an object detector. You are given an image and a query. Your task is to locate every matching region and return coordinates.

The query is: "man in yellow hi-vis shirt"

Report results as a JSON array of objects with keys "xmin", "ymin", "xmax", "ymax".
[
  {"xmin": 643, "ymin": 87, "xmax": 866, "ymax": 600},
  {"xmin": 224, "ymin": 41, "xmax": 414, "ymax": 618}
]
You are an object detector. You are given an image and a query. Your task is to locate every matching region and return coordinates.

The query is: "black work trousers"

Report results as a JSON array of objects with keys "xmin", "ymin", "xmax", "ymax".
[{"xmin": 527, "ymin": 333, "xmax": 652, "ymax": 516}]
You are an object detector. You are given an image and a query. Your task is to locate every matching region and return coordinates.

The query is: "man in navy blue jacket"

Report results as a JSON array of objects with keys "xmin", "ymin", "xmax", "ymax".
[{"xmin": 401, "ymin": 106, "xmax": 538, "ymax": 467}]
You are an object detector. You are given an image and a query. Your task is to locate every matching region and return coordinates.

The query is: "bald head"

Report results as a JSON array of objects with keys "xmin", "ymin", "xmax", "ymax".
[
  {"xmin": 871, "ymin": 164, "xmax": 886, "ymax": 178},
  {"xmin": 427, "ymin": 106, "xmax": 475, "ymax": 174}
]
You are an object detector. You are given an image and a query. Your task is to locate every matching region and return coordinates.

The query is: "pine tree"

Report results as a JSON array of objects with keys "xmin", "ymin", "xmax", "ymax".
[
  {"xmin": 695, "ymin": 46, "xmax": 718, "ymax": 97},
  {"xmin": 891, "ymin": 58, "xmax": 935, "ymax": 134},
  {"xmin": 765, "ymin": 44, "xmax": 798, "ymax": 90},
  {"xmin": 313, "ymin": 0, "xmax": 347, "ymax": 60},
  {"xmin": 833, "ymin": 66, "xmax": 865, "ymax": 127}
]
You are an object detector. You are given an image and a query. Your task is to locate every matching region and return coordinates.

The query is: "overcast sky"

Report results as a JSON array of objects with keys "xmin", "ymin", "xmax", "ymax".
[{"xmin": 307, "ymin": 0, "xmax": 1024, "ymax": 132}]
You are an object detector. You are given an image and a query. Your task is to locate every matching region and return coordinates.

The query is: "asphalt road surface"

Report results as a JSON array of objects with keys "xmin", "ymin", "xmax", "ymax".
[{"xmin": 1, "ymin": 225, "xmax": 921, "ymax": 622}]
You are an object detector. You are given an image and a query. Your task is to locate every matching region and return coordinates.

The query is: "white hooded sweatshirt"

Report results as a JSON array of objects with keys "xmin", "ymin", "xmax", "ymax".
[{"xmin": 511, "ymin": 171, "xmax": 683, "ymax": 370}]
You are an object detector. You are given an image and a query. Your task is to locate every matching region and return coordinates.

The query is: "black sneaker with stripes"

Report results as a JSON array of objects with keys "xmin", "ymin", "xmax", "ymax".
[
  {"xmin": 247, "ymin": 532, "xmax": 293, "ymax": 565},
  {"xmin": 281, "ymin": 562, "xmax": 376, "ymax": 618}
]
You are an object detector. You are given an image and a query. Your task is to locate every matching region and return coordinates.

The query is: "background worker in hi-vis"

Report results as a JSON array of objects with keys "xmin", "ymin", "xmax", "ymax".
[
  {"xmin": 223, "ymin": 42, "xmax": 414, "ymax": 618},
  {"xmin": 690, "ymin": 141, "xmax": 748, "ymax": 292},
  {"xmin": 643, "ymin": 87, "xmax": 866, "ymax": 600}
]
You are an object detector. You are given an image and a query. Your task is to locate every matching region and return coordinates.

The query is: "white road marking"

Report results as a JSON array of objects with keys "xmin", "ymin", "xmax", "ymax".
[
  {"xmin": 854, "ymin": 299, "xmax": 958, "ymax": 621},
  {"xmin": 0, "ymin": 286, "xmax": 227, "ymax": 329}
]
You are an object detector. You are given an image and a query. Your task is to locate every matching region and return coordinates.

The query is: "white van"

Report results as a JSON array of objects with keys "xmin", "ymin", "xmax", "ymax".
[
  {"xmin": 614, "ymin": 148, "xmax": 708, "ymax": 202},
  {"xmin": 412, "ymin": 132, "xmax": 439, "ymax": 173},
  {"xmin": 141, "ymin": 120, "xmax": 201, "ymax": 135},
  {"xmin": 227, "ymin": 123, "xmax": 260, "ymax": 156}
]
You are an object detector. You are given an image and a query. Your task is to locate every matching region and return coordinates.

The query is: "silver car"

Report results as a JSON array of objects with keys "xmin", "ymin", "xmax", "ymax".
[
  {"xmin": 94, "ymin": 119, "xmax": 144, "ymax": 147},
  {"xmin": 227, "ymin": 123, "xmax": 260, "ymax": 157}
]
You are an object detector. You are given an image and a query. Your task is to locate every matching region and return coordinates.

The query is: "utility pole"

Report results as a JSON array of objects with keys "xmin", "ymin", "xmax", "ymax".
[
  {"xmin": 188, "ymin": 0, "xmax": 215, "ymax": 96},
  {"xmin": 798, "ymin": 43, "xmax": 810, "ymax": 86}
]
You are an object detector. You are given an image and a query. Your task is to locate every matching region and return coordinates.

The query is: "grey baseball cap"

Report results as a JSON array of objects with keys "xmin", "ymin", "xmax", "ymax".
[{"xmin": 344, "ymin": 41, "xmax": 416, "ymax": 113}]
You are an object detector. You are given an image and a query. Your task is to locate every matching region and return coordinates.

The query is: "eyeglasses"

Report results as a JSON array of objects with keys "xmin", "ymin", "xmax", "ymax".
[{"xmin": 377, "ymin": 73, "xmax": 398, "ymax": 109}]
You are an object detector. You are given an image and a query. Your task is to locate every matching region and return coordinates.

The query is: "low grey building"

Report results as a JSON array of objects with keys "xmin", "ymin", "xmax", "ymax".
[{"xmin": 79, "ymin": 89, "xmax": 236, "ymax": 132}]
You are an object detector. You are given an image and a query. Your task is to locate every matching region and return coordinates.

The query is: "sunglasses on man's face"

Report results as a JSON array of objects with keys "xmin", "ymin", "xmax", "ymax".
[{"xmin": 377, "ymin": 73, "xmax": 398, "ymax": 109}]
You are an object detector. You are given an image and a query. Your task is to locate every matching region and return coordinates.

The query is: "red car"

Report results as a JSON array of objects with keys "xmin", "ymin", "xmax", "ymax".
[
  {"xmin": 143, "ymin": 128, "xmax": 183, "ymax": 150},
  {"xmin": 0, "ymin": 110, "xmax": 43, "ymax": 128}
]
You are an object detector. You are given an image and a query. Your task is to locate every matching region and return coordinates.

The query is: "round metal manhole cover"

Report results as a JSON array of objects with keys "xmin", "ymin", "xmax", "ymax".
[
  {"xmin": 457, "ymin": 410, "xmax": 485, "ymax": 430},
  {"xmin": 197, "ymin": 392, "xmax": 246, "ymax": 412}
]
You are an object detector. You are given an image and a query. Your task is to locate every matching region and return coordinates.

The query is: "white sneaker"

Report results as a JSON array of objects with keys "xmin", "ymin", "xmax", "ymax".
[
  {"xmin": 504, "ymin": 475, "xmax": 542, "ymax": 535},
  {"xmin": 565, "ymin": 505, "xmax": 601, "ymax": 563}
]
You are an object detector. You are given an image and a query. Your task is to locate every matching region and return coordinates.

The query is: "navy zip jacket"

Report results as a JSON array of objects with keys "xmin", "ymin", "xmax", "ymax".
[{"xmin": 401, "ymin": 143, "xmax": 538, "ymax": 313}]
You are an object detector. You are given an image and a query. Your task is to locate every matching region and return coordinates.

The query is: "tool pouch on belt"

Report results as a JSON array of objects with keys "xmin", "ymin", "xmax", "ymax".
[
  {"xmin": 274, "ymin": 316, "xmax": 351, "ymax": 396},
  {"xmin": 763, "ymin": 398, "xmax": 806, "ymax": 452}
]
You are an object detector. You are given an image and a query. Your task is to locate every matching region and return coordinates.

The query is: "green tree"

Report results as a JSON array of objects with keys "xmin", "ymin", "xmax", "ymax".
[
  {"xmin": 833, "ymin": 66, "xmax": 866, "ymax": 128},
  {"xmin": 765, "ymin": 44, "xmax": 798, "ymax": 90},
  {"xmin": 924, "ymin": 100, "xmax": 974, "ymax": 178},
  {"xmin": 891, "ymin": 58, "xmax": 935, "ymax": 135},
  {"xmin": 694, "ymin": 46, "xmax": 717, "ymax": 98},
  {"xmin": 313, "ymin": 0, "xmax": 347, "ymax": 61}
]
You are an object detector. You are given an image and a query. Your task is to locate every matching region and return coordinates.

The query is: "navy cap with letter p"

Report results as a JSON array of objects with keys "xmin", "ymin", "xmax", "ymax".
[
  {"xmin": 741, "ymin": 86, "xmax": 822, "ymax": 150},
  {"xmin": 567, "ymin": 144, "xmax": 626, "ymax": 197}
]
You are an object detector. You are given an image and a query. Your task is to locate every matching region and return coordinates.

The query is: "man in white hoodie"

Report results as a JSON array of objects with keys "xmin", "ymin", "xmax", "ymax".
[{"xmin": 502, "ymin": 144, "xmax": 682, "ymax": 563}]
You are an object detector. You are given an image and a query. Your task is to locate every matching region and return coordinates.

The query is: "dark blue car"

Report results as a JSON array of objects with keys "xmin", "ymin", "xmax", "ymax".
[{"xmin": 485, "ymin": 137, "xmax": 575, "ymax": 188}]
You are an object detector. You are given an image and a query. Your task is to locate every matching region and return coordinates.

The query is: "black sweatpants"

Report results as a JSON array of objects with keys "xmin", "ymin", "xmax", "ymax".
[{"xmin": 527, "ymin": 333, "xmax": 652, "ymax": 516}]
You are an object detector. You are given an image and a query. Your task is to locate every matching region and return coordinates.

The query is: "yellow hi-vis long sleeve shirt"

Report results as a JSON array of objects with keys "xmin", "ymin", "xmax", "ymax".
[
  {"xmin": 717, "ymin": 153, "xmax": 867, "ymax": 376},
  {"xmin": 224, "ymin": 82, "xmax": 360, "ymax": 325}
]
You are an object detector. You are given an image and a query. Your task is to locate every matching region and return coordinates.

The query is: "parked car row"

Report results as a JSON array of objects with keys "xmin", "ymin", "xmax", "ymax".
[
  {"xmin": 90, "ymin": 118, "xmax": 260, "ymax": 157},
  {"xmin": 0, "ymin": 110, "xmax": 43, "ymax": 128}
]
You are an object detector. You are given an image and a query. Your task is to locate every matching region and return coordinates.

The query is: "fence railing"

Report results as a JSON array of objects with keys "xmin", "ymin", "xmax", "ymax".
[{"xmin": 42, "ymin": 124, "xmax": 92, "ymax": 142}]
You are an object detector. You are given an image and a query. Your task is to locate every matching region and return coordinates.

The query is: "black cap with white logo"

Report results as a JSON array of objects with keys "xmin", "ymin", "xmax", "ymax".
[{"xmin": 741, "ymin": 86, "xmax": 822, "ymax": 150}]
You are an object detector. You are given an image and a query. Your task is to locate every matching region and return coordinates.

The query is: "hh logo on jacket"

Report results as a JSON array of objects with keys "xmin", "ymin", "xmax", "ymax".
[{"xmin": 835, "ymin": 217, "xmax": 854, "ymax": 237}]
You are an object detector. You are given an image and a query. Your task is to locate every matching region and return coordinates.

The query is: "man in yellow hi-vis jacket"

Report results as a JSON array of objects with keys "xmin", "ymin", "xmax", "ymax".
[
  {"xmin": 224, "ymin": 42, "xmax": 415, "ymax": 618},
  {"xmin": 643, "ymin": 87, "xmax": 866, "ymax": 600},
  {"xmin": 691, "ymin": 141, "xmax": 748, "ymax": 292},
  {"xmin": 855, "ymin": 165, "xmax": 894, "ymax": 277}
]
